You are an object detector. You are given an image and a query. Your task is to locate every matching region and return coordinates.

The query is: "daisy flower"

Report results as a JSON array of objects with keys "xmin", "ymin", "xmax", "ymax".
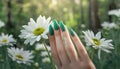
[
  {"xmin": 101, "ymin": 22, "xmax": 119, "ymax": 30},
  {"xmin": 83, "ymin": 30, "xmax": 114, "ymax": 59},
  {"xmin": 0, "ymin": 33, "xmax": 16, "ymax": 47},
  {"xmin": 42, "ymin": 57, "xmax": 50, "ymax": 63},
  {"xmin": 35, "ymin": 43, "xmax": 51, "ymax": 51},
  {"xmin": 108, "ymin": 9, "xmax": 120, "ymax": 17},
  {"xmin": 7, "ymin": 47, "xmax": 34, "ymax": 65},
  {"xmin": 19, "ymin": 15, "xmax": 51, "ymax": 45},
  {"xmin": 34, "ymin": 62, "xmax": 39, "ymax": 67},
  {"xmin": 0, "ymin": 20, "xmax": 5, "ymax": 28},
  {"xmin": 41, "ymin": 51, "xmax": 51, "ymax": 57}
]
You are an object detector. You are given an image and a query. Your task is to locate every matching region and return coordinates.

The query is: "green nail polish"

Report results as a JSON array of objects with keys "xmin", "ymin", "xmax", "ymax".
[
  {"xmin": 59, "ymin": 21, "xmax": 65, "ymax": 32},
  {"xmin": 49, "ymin": 25, "xmax": 54, "ymax": 36},
  {"xmin": 69, "ymin": 28, "xmax": 75, "ymax": 36},
  {"xmin": 53, "ymin": 19, "xmax": 59, "ymax": 30}
]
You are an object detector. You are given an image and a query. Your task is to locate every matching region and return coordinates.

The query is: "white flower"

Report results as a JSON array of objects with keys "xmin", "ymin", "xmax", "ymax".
[
  {"xmin": 34, "ymin": 62, "xmax": 39, "ymax": 67},
  {"xmin": 0, "ymin": 20, "xmax": 5, "ymax": 28},
  {"xmin": 35, "ymin": 43, "xmax": 51, "ymax": 51},
  {"xmin": 42, "ymin": 57, "xmax": 50, "ymax": 63},
  {"xmin": 83, "ymin": 30, "xmax": 114, "ymax": 59},
  {"xmin": 108, "ymin": 9, "xmax": 120, "ymax": 17},
  {"xmin": 0, "ymin": 33, "xmax": 16, "ymax": 47},
  {"xmin": 7, "ymin": 47, "xmax": 34, "ymax": 65},
  {"xmin": 81, "ymin": 24, "xmax": 86, "ymax": 28},
  {"xmin": 39, "ymin": 68, "xmax": 43, "ymax": 69},
  {"xmin": 35, "ymin": 43, "xmax": 45, "ymax": 51},
  {"xmin": 19, "ymin": 15, "xmax": 51, "ymax": 45},
  {"xmin": 41, "ymin": 51, "xmax": 51, "ymax": 57},
  {"xmin": 101, "ymin": 22, "xmax": 119, "ymax": 30}
]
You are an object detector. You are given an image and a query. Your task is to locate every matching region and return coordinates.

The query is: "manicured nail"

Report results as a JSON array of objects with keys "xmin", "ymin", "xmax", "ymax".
[
  {"xmin": 49, "ymin": 25, "xmax": 54, "ymax": 36},
  {"xmin": 59, "ymin": 21, "xmax": 65, "ymax": 32},
  {"xmin": 69, "ymin": 28, "xmax": 75, "ymax": 36},
  {"xmin": 53, "ymin": 19, "xmax": 59, "ymax": 30}
]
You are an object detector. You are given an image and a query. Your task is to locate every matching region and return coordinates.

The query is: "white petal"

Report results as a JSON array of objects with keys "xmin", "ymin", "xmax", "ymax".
[
  {"xmin": 98, "ymin": 49, "xmax": 101, "ymax": 60},
  {"xmin": 42, "ymin": 35, "xmax": 48, "ymax": 39},
  {"xmin": 30, "ymin": 18, "xmax": 36, "ymax": 24},
  {"xmin": 96, "ymin": 32, "xmax": 101, "ymax": 39},
  {"xmin": 102, "ymin": 48, "xmax": 111, "ymax": 53},
  {"xmin": 36, "ymin": 36, "xmax": 41, "ymax": 41},
  {"xmin": 30, "ymin": 39, "xmax": 36, "ymax": 45}
]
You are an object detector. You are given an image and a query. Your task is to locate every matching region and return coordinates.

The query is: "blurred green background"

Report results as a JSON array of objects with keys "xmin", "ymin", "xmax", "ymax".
[
  {"xmin": 0, "ymin": 0, "xmax": 120, "ymax": 69},
  {"xmin": 0, "ymin": 0, "xmax": 120, "ymax": 33}
]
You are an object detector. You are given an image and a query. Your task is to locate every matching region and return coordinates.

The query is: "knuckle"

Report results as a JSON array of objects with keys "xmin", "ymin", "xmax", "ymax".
[
  {"xmin": 80, "ymin": 48, "xmax": 85, "ymax": 54},
  {"xmin": 86, "ymin": 62, "xmax": 96, "ymax": 69},
  {"xmin": 68, "ymin": 47, "xmax": 74, "ymax": 53},
  {"xmin": 52, "ymin": 53, "xmax": 58, "ymax": 59},
  {"xmin": 55, "ymin": 30, "xmax": 60, "ymax": 36},
  {"xmin": 67, "ymin": 46, "xmax": 77, "ymax": 56},
  {"xmin": 57, "ymin": 49, "xmax": 63, "ymax": 56},
  {"xmin": 73, "ymin": 37, "xmax": 79, "ymax": 41},
  {"xmin": 63, "ymin": 32, "xmax": 67, "ymax": 37}
]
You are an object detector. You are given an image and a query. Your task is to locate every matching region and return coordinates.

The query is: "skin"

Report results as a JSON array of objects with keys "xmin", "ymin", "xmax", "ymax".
[{"xmin": 48, "ymin": 26, "xmax": 96, "ymax": 69}]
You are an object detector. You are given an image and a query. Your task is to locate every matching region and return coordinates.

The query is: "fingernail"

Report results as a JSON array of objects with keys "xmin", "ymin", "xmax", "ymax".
[
  {"xmin": 53, "ymin": 19, "xmax": 59, "ymax": 30},
  {"xmin": 69, "ymin": 28, "xmax": 75, "ymax": 36},
  {"xmin": 59, "ymin": 21, "xmax": 65, "ymax": 32},
  {"xmin": 49, "ymin": 25, "xmax": 54, "ymax": 36}
]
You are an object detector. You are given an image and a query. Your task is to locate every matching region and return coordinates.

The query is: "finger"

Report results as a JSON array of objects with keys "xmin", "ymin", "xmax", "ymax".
[
  {"xmin": 53, "ymin": 20, "xmax": 70, "ymax": 65},
  {"xmin": 69, "ymin": 29, "xmax": 90, "ymax": 61},
  {"xmin": 49, "ymin": 25, "xmax": 62, "ymax": 67},
  {"xmin": 59, "ymin": 22, "xmax": 78, "ymax": 62}
]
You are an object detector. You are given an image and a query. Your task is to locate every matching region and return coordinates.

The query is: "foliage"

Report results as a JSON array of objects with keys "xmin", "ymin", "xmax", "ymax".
[{"xmin": 0, "ymin": 0, "xmax": 120, "ymax": 69}]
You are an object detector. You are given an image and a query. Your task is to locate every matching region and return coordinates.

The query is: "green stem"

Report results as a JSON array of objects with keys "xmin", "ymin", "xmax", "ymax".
[
  {"xmin": 5, "ymin": 53, "xmax": 10, "ymax": 69},
  {"xmin": 19, "ymin": 64, "xmax": 24, "ymax": 69},
  {"xmin": 90, "ymin": 48, "xmax": 95, "ymax": 60},
  {"xmin": 99, "ymin": 52, "xmax": 106, "ymax": 69},
  {"xmin": 100, "ymin": 58, "xmax": 104, "ymax": 69},
  {"xmin": 3, "ymin": 46, "xmax": 10, "ymax": 69},
  {"xmin": 15, "ymin": 63, "xmax": 17, "ymax": 69},
  {"xmin": 43, "ymin": 40, "xmax": 56, "ymax": 69},
  {"xmin": 34, "ymin": 52, "xmax": 40, "ymax": 69}
]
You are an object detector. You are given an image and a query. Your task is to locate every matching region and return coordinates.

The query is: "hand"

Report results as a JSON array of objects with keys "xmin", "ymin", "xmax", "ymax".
[{"xmin": 48, "ymin": 20, "xmax": 96, "ymax": 69}]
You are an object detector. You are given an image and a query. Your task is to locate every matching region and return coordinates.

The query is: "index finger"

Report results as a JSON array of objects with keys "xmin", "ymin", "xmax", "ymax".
[{"xmin": 48, "ymin": 25, "xmax": 62, "ymax": 67}]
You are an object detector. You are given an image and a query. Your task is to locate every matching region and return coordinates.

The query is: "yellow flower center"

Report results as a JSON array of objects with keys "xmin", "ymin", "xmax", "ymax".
[
  {"xmin": 16, "ymin": 54, "xmax": 24, "ymax": 60},
  {"xmin": 2, "ymin": 39, "xmax": 8, "ymax": 43},
  {"xmin": 92, "ymin": 38, "xmax": 100, "ymax": 46},
  {"xmin": 33, "ymin": 27, "xmax": 45, "ymax": 36}
]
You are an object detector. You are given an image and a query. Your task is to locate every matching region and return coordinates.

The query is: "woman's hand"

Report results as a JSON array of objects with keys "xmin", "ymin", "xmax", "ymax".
[{"xmin": 48, "ymin": 20, "xmax": 96, "ymax": 69}]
